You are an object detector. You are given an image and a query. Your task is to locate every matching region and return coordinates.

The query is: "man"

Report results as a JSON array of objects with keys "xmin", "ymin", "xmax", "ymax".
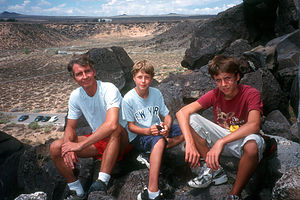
[
  {"xmin": 176, "ymin": 55, "xmax": 265, "ymax": 200},
  {"xmin": 50, "ymin": 54, "xmax": 129, "ymax": 199}
]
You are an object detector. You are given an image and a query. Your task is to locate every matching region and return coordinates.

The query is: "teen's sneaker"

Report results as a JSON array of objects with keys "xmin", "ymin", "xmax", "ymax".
[
  {"xmin": 187, "ymin": 163, "xmax": 228, "ymax": 188},
  {"xmin": 137, "ymin": 153, "xmax": 150, "ymax": 169},
  {"xmin": 137, "ymin": 187, "xmax": 164, "ymax": 200},
  {"xmin": 64, "ymin": 190, "xmax": 86, "ymax": 200},
  {"xmin": 225, "ymin": 194, "xmax": 241, "ymax": 200},
  {"xmin": 88, "ymin": 179, "xmax": 107, "ymax": 194}
]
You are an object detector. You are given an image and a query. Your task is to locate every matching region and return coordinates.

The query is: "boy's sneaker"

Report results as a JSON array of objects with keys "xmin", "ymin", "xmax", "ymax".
[
  {"xmin": 64, "ymin": 190, "xmax": 86, "ymax": 200},
  {"xmin": 137, "ymin": 187, "xmax": 164, "ymax": 200},
  {"xmin": 187, "ymin": 163, "xmax": 228, "ymax": 188},
  {"xmin": 225, "ymin": 194, "xmax": 241, "ymax": 200},
  {"xmin": 137, "ymin": 153, "xmax": 150, "ymax": 169},
  {"xmin": 88, "ymin": 179, "xmax": 107, "ymax": 194}
]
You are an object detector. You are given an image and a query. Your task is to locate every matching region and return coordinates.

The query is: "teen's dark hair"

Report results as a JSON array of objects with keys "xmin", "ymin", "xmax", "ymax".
[
  {"xmin": 208, "ymin": 54, "xmax": 241, "ymax": 78},
  {"xmin": 67, "ymin": 53, "xmax": 95, "ymax": 77}
]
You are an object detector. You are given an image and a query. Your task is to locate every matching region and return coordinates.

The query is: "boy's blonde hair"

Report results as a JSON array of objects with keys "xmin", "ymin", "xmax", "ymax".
[{"xmin": 131, "ymin": 60, "xmax": 155, "ymax": 77}]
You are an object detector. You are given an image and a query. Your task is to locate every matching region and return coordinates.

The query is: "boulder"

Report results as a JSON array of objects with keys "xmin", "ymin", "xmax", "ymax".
[
  {"xmin": 266, "ymin": 30, "xmax": 300, "ymax": 95},
  {"xmin": 240, "ymin": 68, "xmax": 290, "ymax": 119},
  {"xmin": 0, "ymin": 131, "xmax": 26, "ymax": 199},
  {"xmin": 181, "ymin": 4, "xmax": 248, "ymax": 69},
  {"xmin": 272, "ymin": 166, "xmax": 300, "ymax": 200},
  {"xmin": 275, "ymin": 0, "xmax": 299, "ymax": 37},
  {"xmin": 243, "ymin": 0, "xmax": 279, "ymax": 43},
  {"xmin": 88, "ymin": 47, "xmax": 134, "ymax": 94},
  {"xmin": 15, "ymin": 191, "xmax": 47, "ymax": 200},
  {"xmin": 262, "ymin": 110, "xmax": 299, "ymax": 142}
]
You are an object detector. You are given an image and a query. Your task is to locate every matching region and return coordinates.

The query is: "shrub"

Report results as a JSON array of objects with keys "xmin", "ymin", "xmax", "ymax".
[{"xmin": 28, "ymin": 122, "xmax": 40, "ymax": 130}]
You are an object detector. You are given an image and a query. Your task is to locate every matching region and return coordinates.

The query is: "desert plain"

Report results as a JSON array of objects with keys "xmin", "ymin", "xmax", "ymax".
[{"xmin": 0, "ymin": 18, "xmax": 196, "ymax": 145}]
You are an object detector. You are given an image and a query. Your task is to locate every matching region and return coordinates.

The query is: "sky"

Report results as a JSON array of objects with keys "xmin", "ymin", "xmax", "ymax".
[{"xmin": 0, "ymin": 0, "xmax": 242, "ymax": 17}]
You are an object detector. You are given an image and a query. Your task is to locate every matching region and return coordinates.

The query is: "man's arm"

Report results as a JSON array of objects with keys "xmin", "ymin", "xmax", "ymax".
[
  {"xmin": 62, "ymin": 107, "xmax": 120, "ymax": 154},
  {"xmin": 176, "ymin": 101, "xmax": 203, "ymax": 168},
  {"xmin": 62, "ymin": 119, "xmax": 79, "ymax": 169},
  {"xmin": 206, "ymin": 109, "xmax": 261, "ymax": 170}
]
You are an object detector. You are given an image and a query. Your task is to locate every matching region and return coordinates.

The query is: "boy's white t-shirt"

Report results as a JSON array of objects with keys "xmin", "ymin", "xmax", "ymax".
[
  {"xmin": 122, "ymin": 87, "xmax": 169, "ymax": 142},
  {"xmin": 68, "ymin": 80, "xmax": 127, "ymax": 133}
]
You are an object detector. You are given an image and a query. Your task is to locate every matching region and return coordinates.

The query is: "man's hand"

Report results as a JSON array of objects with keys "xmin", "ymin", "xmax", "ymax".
[
  {"xmin": 62, "ymin": 141, "xmax": 83, "ymax": 156},
  {"xmin": 185, "ymin": 143, "xmax": 201, "ymax": 168},
  {"xmin": 205, "ymin": 139, "xmax": 224, "ymax": 170},
  {"xmin": 62, "ymin": 151, "xmax": 78, "ymax": 169}
]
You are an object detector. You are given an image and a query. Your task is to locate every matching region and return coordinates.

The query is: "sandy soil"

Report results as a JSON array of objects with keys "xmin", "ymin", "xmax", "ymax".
[{"xmin": 0, "ymin": 33, "xmax": 188, "ymax": 146}]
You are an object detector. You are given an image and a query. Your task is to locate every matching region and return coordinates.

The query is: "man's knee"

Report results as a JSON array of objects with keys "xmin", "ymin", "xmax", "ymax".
[
  {"xmin": 243, "ymin": 140, "xmax": 258, "ymax": 158},
  {"xmin": 49, "ymin": 139, "xmax": 63, "ymax": 157},
  {"xmin": 108, "ymin": 124, "xmax": 123, "ymax": 141}
]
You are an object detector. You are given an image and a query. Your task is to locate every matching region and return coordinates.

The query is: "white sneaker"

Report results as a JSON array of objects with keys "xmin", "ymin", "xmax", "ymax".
[
  {"xmin": 136, "ymin": 153, "xmax": 150, "ymax": 169},
  {"xmin": 188, "ymin": 163, "xmax": 228, "ymax": 188}
]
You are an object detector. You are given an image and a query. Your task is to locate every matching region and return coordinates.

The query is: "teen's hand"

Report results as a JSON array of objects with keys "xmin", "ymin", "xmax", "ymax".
[
  {"xmin": 159, "ymin": 123, "xmax": 169, "ymax": 137},
  {"xmin": 205, "ymin": 139, "xmax": 224, "ymax": 170},
  {"xmin": 150, "ymin": 124, "xmax": 160, "ymax": 136},
  {"xmin": 185, "ymin": 143, "xmax": 201, "ymax": 168},
  {"xmin": 62, "ymin": 151, "xmax": 78, "ymax": 169}
]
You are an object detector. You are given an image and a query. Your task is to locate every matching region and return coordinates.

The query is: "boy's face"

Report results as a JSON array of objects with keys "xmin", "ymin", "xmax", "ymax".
[
  {"xmin": 133, "ymin": 71, "xmax": 153, "ymax": 92},
  {"xmin": 72, "ymin": 63, "xmax": 96, "ymax": 89},
  {"xmin": 213, "ymin": 72, "xmax": 240, "ymax": 100}
]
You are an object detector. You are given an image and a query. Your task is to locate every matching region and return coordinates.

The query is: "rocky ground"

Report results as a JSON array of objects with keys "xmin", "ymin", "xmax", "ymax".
[{"xmin": 0, "ymin": 21, "xmax": 192, "ymax": 146}]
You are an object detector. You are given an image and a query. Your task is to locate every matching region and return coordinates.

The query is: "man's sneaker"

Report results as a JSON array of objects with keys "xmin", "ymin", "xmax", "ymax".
[
  {"xmin": 88, "ymin": 179, "xmax": 107, "ymax": 194},
  {"xmin": 187, "ymin": 163, "xmax": 228, "ymax": 188},
  {"xmin": 64, "ymin": 190, "xmax": 86, "ymax": 200},
  {"xmin": 137, "ymin": 187, "xmax": 164, "ymax": 200},
  {"xmin": 137, "ymin": 153, "xmax": 150, "ymax": 169},
  {"xmin": 225, "ymin": 194, "xmax": 241, "ymax": 200}
]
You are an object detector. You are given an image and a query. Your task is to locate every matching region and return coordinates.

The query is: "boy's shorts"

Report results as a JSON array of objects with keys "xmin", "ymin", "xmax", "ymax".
[
  {"xmin": 85, "ymin": 133, "xmax": 132, "ymax": 161},
  {"xmin": 189, "ymin": 114, "xmax": 265, "ymax": 161},
  {"xmin": 132, "ymin": 124, "xmax": 182, "ymax": 153}
]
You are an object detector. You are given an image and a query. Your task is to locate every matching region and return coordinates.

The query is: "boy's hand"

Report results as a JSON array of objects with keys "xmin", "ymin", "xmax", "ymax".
[
  {"xmin": 159, "ymin": 123, "xmax": 169, "ymax": 138},
  {"xmin": 150, "ymin": 124, "xmax": 161, "ymax": 136}
]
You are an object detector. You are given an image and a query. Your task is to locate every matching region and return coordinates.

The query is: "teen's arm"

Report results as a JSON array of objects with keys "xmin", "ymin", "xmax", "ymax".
[
  {"xmin": 206, "ymin": 109, "xmax": 261, "ymax": 170},
  {"xmin": 62, "ymin": 107, "xmax": 120, "ymax": 154},
  {"xmin": 160, "ymin": 114, "xmax": 172, "ymax": 137},
  {"xmin": 176, "ymin": 101, "xmax": 203, "ymax": 168},
  {"xmin": 128, "ymin": 121, "xmax": 161, "ymax": 136}
]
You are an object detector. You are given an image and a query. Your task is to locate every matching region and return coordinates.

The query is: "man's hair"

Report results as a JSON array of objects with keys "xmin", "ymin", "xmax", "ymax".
[
  {"xmin": 67, "ymin": 53, "xmax": 95, "ymax": 77},
  {"xmin": 208, "ymin": 54, "xmax": 240, "ymax": 79},
  {"xmin": 131, "ymin": 60, "xmax": 155, "ymax": 78}
]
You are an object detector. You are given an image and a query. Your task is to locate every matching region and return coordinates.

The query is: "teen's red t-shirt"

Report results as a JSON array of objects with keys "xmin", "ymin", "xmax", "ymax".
[{"xmin": 197, "ymin": 85, "xmax": 263, "ymax": 129}]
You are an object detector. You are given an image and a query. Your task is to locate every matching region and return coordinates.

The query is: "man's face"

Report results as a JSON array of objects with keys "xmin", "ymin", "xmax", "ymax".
[
  {"xmin": 213, "ymin": 72, "xmax": 240, "ymax": 99},
  {"xmin": 133, "ymin": 71, "xmax": 153, "ymax": 92},
  {"xmin": 72, "ymin": 64, "xmax": 96, "ymax": 89}
]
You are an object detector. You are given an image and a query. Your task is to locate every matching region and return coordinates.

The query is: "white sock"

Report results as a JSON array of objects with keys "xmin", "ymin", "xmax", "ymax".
[
  {"xmin": 148, "ymin": 189, "xmax": 160, "ymax": 199},
  {"xmin": 68, "ymin": 179, "xmax": 84, "ymax": 196},
  {"xmin": 98, "ymin": 172, "xmax": 111, "ymax": 185}
]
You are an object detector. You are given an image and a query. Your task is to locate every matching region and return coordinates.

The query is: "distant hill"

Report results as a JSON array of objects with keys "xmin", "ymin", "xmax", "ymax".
[
  {"xmin": 0, "ymin": 11, "xmax": 215, "ymax": 23},
  {"xmin": 0, "ymin": 11, "xmax": 23, "ymax": 17}
]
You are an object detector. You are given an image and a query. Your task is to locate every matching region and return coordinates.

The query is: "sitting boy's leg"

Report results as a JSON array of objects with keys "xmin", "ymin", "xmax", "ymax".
[
  {"xmin": 148, "ymin": 138, "xmax": 165, "ymax": 192},
  {"xmin": 230, "ymin": 140, "xmax": 259, "ymax": 196}
]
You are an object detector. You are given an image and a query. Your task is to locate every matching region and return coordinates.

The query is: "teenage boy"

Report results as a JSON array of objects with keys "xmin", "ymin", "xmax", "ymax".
[
  {"xmin": 176, "ymin": 55, "xmax": 265, "ymax": 200},
  {"xmin": 50, "ymin": 54, "xmax": 130, "ymax": 199},
  {"xmin": 122, "ymin": 60, "xmax": 184, "ymax": 200}
]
